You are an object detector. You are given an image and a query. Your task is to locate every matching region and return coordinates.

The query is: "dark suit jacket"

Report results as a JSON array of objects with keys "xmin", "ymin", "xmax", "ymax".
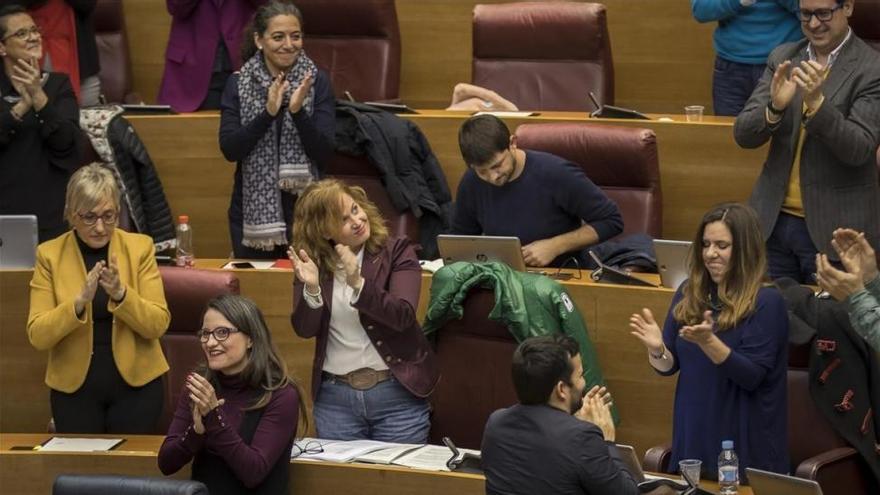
[
  {"xmin": 481, "ymin": 404, "xmax": 639, "ymax": 495},
  {"xmin": 290, "ymin": 236, "xmax": 439, "ymax": 399},
  {"xmin": 734, "ymin": 34, "xmax": 880, "ymax": 258}
]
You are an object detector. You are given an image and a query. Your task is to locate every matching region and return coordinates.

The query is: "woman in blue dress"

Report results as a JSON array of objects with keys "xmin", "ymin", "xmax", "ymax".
[{"xmin": 630, "ymin": 202, "xmax": 789, "ymax": 481}]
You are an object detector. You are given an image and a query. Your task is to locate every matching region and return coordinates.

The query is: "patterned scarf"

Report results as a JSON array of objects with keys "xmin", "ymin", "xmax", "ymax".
[{"xmin": 237, "ymin": 51, "xmax": 317, "ymax": 250}]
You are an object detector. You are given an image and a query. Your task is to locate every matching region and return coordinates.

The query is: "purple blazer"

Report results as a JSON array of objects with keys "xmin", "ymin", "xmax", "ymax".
[
  {"xmin": 291, "ymin": 237, "xmax": 440, "ymax": 400},
  {"xmin": 158, "ymin": 0, "xmax": 265, "ymax": 112}
]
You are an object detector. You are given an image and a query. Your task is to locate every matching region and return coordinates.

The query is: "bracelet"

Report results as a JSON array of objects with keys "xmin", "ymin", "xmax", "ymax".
[
  {"xmin": 650, "ymin": 344, "xmax": 668, "ymax": 360},
  {"xmin": 767, "ymin": 102, "xmax": 785, "ymax": 116}
]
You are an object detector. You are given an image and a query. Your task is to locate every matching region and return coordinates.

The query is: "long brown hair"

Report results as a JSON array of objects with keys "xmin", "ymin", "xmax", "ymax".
[
  {"xmin": 291, "ymin": 179, "xmax": 389, "ymax": 274},
  {"xmin": 198, "ymin": 295, "xmax": 309, "ymax": 435},
  {"xmin": 673, "ymin": 203, "xmax": 766, "ymax": 330}
]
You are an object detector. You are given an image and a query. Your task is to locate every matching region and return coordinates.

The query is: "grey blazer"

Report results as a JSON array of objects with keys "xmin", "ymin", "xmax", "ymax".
[{"xmin": 733, "ymin": 34, "xmax": 880, "ymax": 259}]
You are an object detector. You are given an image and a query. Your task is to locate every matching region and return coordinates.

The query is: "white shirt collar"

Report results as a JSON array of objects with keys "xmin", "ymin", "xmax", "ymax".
[{"xmin": 808, "ymin": 27, "xmax": 852, "ymax": 68}]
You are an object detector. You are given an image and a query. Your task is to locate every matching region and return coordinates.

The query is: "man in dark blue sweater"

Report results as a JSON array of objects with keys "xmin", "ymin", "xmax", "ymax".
[{"xmin": 451, "ymin": 115, "xmax": 623, "ymax": 268}]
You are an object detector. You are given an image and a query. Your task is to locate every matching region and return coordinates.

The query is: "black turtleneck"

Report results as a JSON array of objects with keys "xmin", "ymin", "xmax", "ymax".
[{"xmin": 75, "ymin": 233, "xmax": 111, "ymax": 346}]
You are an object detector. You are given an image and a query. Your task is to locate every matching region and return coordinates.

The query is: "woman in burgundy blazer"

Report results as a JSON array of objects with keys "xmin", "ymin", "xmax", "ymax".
[
  {"xmin": 289, "ymin": 179, "xmax": 439, "ymax": 443},
  {"xmin": 158, "ymin": 0, "xmax": 265, "ymax": 112}
]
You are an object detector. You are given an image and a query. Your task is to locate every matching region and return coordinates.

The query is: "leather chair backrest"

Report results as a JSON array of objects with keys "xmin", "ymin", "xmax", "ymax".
[
  {"xmin": 787, "ymin": 369, "xmax": 851, "ymax": 469},
  {"xmin": 324, "ymin": 152, "xmax": 420, "ymax": 243},
  {"xmin": 472, "ymin": 2, "xmax": 614, "ymax": 111},
  {"xmin": 297, "ymin": 0, "xmax": 401, "ymax": 101},
  {"xmin": 428, "ymin": 288, "xmax": 518, "ymax": 449},
  {"xmin": 157, "ymin": 267, "xmax": 239, "ymax": 433},
  {"xmin": 851, "ymin": 0, "xmax": 880, "ymax": 52},
  {"xmin": 94, "ymin": 0, "xmax": 134, "ymax": 104},
  {"xmin": 53, "ymin": 475, "xmax": 208, "ymax": 495},
  {"xmin": 515, "ymin": 123, "xmax": 662, "ymax": 238}
]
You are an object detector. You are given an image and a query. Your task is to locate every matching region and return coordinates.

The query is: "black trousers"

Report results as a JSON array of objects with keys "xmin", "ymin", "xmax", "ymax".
[{"xmin": 50, "ymin": 346, "xmax": 164, "ymax": 434}]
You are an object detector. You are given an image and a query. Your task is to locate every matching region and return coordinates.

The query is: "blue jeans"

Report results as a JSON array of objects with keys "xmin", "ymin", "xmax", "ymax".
[
  {"xmin": 314, "ymin": 375, "xmax": 431, "ymax": 443},
  {"xmin": 766, "ymin": 213, "xmax": 818, "ymax": 284},
  {"xmin": 712, "ymin": 57, "xmax": 766, "ymax": 117}
]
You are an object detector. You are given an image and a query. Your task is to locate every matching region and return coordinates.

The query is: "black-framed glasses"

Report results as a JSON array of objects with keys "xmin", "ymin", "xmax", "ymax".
[
  {"xmin": 197, "ymin": 326, "xmax": 240, "ymax": 343},
  {"xmin": 2, "ymin": 25, "xmax": 41, "ymax": 41},
  {"xmin": 291, "ymin": 440, "xmax": 323, "ymax": 458},
  {"xmin": 799, "ymin": 3, "xmax": 843, "ymax": 22},
  {"xmin": 77, "ymin": 211, "xmax": 118, "ymax": 226}
]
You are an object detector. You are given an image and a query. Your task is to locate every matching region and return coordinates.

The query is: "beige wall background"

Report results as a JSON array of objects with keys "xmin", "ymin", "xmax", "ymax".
[{"xmin": 124, "ymin": 0, "xmax": 717, "ymax": 113}]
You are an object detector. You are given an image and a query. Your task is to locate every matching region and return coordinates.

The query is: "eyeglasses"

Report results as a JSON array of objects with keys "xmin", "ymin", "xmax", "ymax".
[
  {"xmin": 77, "ymin": 211, "xmax": 118, "ymax": 226},
  {"xmin": 799, "ymin": 3, "xmax": 843, "ymax": 23},
  {"xmin": 198, "ymin": 326, "xmax": 241, "ymax": 343},
  {"xmin": 291, "ymin": 440, "xmax": 323, "ymax": 458},
  {"xmin": 2, "ymin": 25, "xmax": 41, "ymax": 41}
]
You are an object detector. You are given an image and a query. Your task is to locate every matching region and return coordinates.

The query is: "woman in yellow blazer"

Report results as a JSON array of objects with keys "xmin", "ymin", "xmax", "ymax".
[{"xmin": 27, "ymin": 163, "xmax": 171, "ymax": 433}]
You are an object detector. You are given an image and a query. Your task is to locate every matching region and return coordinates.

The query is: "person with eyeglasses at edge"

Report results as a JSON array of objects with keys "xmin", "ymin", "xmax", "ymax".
[
  {"xmin": 691, "ymin": 0, "xmax": 803, "ymax": 116},
  {"xmin": 734, "ymin": 0, "xmax": 880, "ymax": 284},
  {"xmin": 27, "ymin": 164, "xmax": 171, "ymax": 434},
  {"xmin": 0, "ymin": 5, "xmax": 80, "ymax": 242},
  {"xmin": 159, "ymin": 295, "xmax": 308, "ymax": 495}
]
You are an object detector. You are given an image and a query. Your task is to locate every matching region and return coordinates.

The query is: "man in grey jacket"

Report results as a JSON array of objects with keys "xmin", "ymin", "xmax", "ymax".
[{"xmin": 733, "ymin": 0, "xmax": 880, "ymax": 283}]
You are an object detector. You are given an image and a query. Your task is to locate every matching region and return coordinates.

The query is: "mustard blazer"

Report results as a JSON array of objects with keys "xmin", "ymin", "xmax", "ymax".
[{"xmin": 27, "ymin": 229, "xmax": 171, "ymax": 393}]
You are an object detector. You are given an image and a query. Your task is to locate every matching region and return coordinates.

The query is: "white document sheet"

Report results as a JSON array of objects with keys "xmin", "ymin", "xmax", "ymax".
[
  {"xmin": 354, "ymin": 444, "xmax": 422, "ymax": 464},
  {"xmin": 292, "ymin": 437, "xmax": 393, "ymax": 463},
  {"xmin": 391, "ymin": 444, "xmax": 481, "ymax": 471},
  {"xmin": 38, "ymin": 437, "xmax": 124, "ymax": 452}
]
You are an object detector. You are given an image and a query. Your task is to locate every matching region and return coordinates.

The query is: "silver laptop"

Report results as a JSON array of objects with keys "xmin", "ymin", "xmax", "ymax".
[
  {"xmin": 437, "ymin": 235, "xmax": 527, "ymax": 271},
  {"xmin": 0, "ymin": 215, "xmax": 38, "ymax": 269},
  {"xmin": 747, "ymin": 468, "xmax": 823, "ymax": 495},
  {"xmin": 653, "ymin": 239, "xmax": 691, "ymax": 289},
  {"xmin": 613, "ymin": 444, "xmax": 645, "ymax": 482}
]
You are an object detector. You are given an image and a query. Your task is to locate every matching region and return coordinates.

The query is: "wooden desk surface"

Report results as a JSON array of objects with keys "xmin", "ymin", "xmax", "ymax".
[
  {"xmin": 0, "ymin": 433, "xmax": 750, "ymax": 495},
  {"xmin": 0, "ymin": 263, "xmax": 677, "ymax": 457},
  {"xmin": 128, "ymin": 110, "xmax": 765, "ymax": 260}
]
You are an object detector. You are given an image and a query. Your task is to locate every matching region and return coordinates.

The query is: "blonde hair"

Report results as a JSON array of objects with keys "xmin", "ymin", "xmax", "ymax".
[
  {"xmin": 292, "ymin": 179, "xmax": 389, "ymax": 274},
  {"xmin": 64, "ymin": 163, "xmax": 121, "ymax": 225},
  {"xmin": 673, "ymin": 203, "xmax": 767, "ymax": 330}
]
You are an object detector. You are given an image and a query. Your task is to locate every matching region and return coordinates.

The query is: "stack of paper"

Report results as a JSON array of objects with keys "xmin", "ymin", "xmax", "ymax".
[
  {"xmin": 38, "ymin": 437, "xmax": 124, "ymax": 452},
  {"xmin": 291, "ymin": 438, "xmax": 481, "ymax": 472}
]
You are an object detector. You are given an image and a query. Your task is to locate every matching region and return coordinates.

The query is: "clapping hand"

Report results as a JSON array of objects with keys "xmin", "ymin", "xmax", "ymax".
[
  {"xmin": 266, "ymin": 72, "xmax": 289, "ymax": 117},
  {"xmin": 74, "ymin": 261, "xmax": 105, "ymax": 316},
  {"xmin": 585, "ymin": 384, "xmax": 613, "ymax": 407},
  {"xmin": 10, "ymin": 58, "xmax": 46, "ymax": 110},
  {"xmin": 187, "ymin": 373, "xmax": 225, "ymax": 418},
  {"xmin": 288, "ymin": 72, "xmax": 314, "ymax": 114},
  {"xmin": 832, "ymin": 228, "xmax": 878, "ymax": 284},
  {"xmin": 575, "ymin": 393, "xmax": 615, "ymax": 441},
  {"xmin": 770, "ymin": 60, "xmax": 797, "ymax": 113},
  {"xmin": 629, "ymin": 308, "xmax": 664, "ymax": 356},
  {"xmin": 678, "ymin": 311, "xmax": 715, "ymax": 345},
  {"xmin": 98, "ymin": 255, "xmax": 126, "ymax": 302},
  {"xmin": 334, "ymin": 244, "xmax": 363, "ymax": 290},
  {"xmin": 288, "ymin": 246, "xmax": 320, "ymax": 293},
  {"xmin": 792, "ymin": 60, "xmax": 827, "ymax": 112},
  {"xmin": 816, "ymin": 253, "xmax": 864, "ymax": 301}
]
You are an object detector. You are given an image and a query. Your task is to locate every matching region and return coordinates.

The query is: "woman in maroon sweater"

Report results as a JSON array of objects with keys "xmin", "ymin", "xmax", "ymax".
[{"xmin": 158, "ymin": 295, "xmax": 307, "ymax": 495}]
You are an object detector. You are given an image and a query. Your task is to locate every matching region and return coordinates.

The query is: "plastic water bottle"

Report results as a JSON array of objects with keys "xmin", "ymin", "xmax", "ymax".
[
  {"xmin": 175, "ymin": 215, "xmax": 194, "ymax": 268},
  {"xmin": 718, "ymin": 440, "xmax": 739, "ymax": 494}
]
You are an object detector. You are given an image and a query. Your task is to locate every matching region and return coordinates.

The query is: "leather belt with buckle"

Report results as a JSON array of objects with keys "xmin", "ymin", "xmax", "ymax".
[{"xmin": 323, "ymin": 368, "xmax": 392, "ymax": 390}]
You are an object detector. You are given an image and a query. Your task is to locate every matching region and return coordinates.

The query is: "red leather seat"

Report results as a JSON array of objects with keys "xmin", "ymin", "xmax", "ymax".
[
  {"xmin": 324, "ymin": 152, "xmax": 420, "ymax": 244},
  {"xmin": 94, "ymin": 0, "xmax": 139, "ymax": 104},
  {"xmin": 472, "ymin": 2, "xmax": 614, "ymax": 112},
  {"xmin": 427, "ymin": 288, "xmax": 518, "ymax": 449},
  {"xmin": 297, "ymin": 0, "xmax": 401, "ymax": 102},
  {"xmin": 514, "ymin": 123, "xmax": 662, "ymax": 238},
  {"xmin": 156, "ymin": 267, "xmax": 239, "ymax": 434},
  {"xmin": 851, "ymin": 0, "xmax": 880, "ymax": 52}
]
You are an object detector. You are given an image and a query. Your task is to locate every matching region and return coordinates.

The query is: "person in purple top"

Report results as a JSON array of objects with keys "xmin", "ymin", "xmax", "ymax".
[
  {"xmin": 219, "ymin": 1, "xmax": 335, "ymax": 260},
  {"xmin": 158, "ymin": 295, "xmax": 307, "ymax": 495},
  {"xmin": 630, "ymin": 203, "xmax": 789, "ymax": 481}
]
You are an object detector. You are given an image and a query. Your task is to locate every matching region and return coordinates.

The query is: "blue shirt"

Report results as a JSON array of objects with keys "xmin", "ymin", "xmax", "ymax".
[
  {"xmin": 451, "ymin": 150, "xmax": 623, "ymax": 267},
  {"xmin": 692, "ymin": 0, "xmax": 803, "ymax": 64},
  {"xmin": 659, "ymin": 285, "xmax": 790, "ymax": 479}
]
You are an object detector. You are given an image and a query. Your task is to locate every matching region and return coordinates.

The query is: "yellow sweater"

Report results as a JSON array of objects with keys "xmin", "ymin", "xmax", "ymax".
[{"xmin": 27, "ymin": 229, "xmax": 171, "ymax": 393}]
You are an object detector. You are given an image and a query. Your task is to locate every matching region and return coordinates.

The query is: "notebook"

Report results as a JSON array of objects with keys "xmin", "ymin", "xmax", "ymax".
[
  {"xmin": 437, "ymin": 235, "xmax": 526, "ymax": 271},
  {"xmin": 653, "ymin": 239, "xmax": 691, "ymax": 289},
  {"xmin": 746, "ymin": 468, "xmax": 824, "ymax": 495},
  {"xmin": 0, "ymin": 215, "xmax": 38, "ymax": 269}
]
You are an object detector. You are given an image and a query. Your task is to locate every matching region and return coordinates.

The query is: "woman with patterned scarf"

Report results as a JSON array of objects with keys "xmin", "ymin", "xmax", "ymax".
[{"xmin": 219, "ymin": 0, "xmax": 335, "ymax": 259}]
